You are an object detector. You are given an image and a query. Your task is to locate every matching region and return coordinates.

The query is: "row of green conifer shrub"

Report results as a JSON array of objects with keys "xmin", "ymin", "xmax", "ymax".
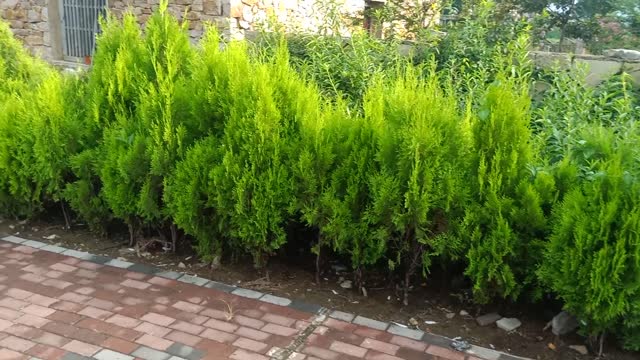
[{"xmin": 0, "ymin": 2, "xmax": 638, "ymax": 351}]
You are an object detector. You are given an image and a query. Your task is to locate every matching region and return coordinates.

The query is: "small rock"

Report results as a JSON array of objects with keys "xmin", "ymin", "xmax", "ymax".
[
  {"xmin": 340, "ymin": 280, "xmax": 352, "ymax": 289},
  {"xmin": 476, "ymin": 312, "xmax": 502, "ymax": 326},
  {"xmin": 409, "ymin": 318, "xmax": 419, "ymax": 326},
  {"xmin": 331, "ymin": 263, "xmax": 347, "ymax": 272},
  {"xmin": 552, "ymin": 311, "xmax": 579, "ymax": 336},
  {"xmin": 178, "ymin": 262, "xmax": 186, "ymax": 269},
  {"xmin": 569, "ymin": 345, "xmax": 588, "ymax": 355},
  {"xmin": 459, "ymin": 310, "xmax": 469, "ymax": 316},
  {"xmin": 497, "ymin": 317, "xmax": 521, "ymax": 332},
  {"xmin": 210, "ymin": 255, "xmax": 221, "ymax": 270},
  {"xmin": 116, "ymin": 257, "xmax": 127, "ymax": 261},
  {"xmin": 446, "ymin": 313, "xmax": 455, "ymax": 319},
  {"xmin": 424, "ymin": 320, "xmax": 437, "ymax": 325},
  {"xmin": 43, "ymin": 234, "xmax": 59, "ymax": 240},
  {"xmin": 548, "ymin": 342, "xmax": 556, "ymax": 351},
  {"xmin": 8, "ymin": 225, "xmax": 14, "ymax": 230},
  {"xmin": 536, "ymin": 336, "xmax": 544, "ymax": 341}
]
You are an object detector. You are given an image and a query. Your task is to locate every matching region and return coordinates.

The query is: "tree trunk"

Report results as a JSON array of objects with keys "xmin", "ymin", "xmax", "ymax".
[
  {"xmin": 128, "ymin": 222, "xmax": 135, "ymax": 247},
  {"xmin": 61, "ymin": 201, "xmax": 71, "ymax": 230},
  {"xmin": 170, "ymin": 223, "xmax": 178, "ymax": 252},
  {"xmin": 315, "ymin": 232, "xmax": 322, "ymax": 284}
]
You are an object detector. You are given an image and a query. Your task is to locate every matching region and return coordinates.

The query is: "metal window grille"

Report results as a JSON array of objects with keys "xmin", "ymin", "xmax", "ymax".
[{"xmin": 60, "ymin": 0, "xmax": 107, "ymax": 61}]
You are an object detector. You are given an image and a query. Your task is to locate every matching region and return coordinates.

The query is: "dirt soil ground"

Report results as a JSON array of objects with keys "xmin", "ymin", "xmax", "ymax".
[{"xmin": 0, "ymin": 216, "xmax": 637, "ymax": 360}]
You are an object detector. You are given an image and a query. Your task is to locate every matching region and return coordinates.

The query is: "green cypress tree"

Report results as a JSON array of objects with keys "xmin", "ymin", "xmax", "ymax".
[
  {"xmin": 63, "ymin": 11, "xmax": 146, "ymax": 233},
  {"xmin": 96, "ymin": 1, "xmax": 194, "ymax": 245},
  {"xmin": 462, "ymin": 71, "xmax": 554, "ymax": 303},
  {"xmin": 364, "ymin": 67, "xmax": 468, "ymax": 305},
  {"xmin": 539, "ymin": 127, "xmax": 640, "ymax": 352}
]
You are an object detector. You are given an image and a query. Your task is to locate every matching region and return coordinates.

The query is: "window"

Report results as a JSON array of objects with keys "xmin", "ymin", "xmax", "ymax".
[{"xmin": 59, "ymin": 0, "xmax": 107, "ymax": 63}]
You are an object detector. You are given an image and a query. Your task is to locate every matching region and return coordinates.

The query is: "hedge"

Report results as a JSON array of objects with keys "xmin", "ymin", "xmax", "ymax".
[{"xmin": 0, "ymin": 1, "xmax": 638, "ymax": 351}]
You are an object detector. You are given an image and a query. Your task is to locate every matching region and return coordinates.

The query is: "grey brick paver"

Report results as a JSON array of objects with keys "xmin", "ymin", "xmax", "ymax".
[
  {"xmin": 260, "ymin": 294, "xmax": 292, "ymax": 306},
  {"xmin": 353, "ymin": 315, "xmax": 389, "ymax": 331},
  {"xmin": 176, "ymin": 274, "xmax": 208, "ymax": 286},
  {"xmin": 166, "ymin": 343, "xmax": 205, "ymax": 360},
  {"xmin": 2, "ymin": 235, "xmax": 26, "ymax": 244},
  {"xmin": 93, "ymin": 349, "xmax": 135, "ymax": 360},
  {"xmin": 41, "ymin": 244, "xmax": 67, "ymax": 253},
  {"xmin": 132, "ymin": 346, "xmax": 172, "ymax": 360},
  {"xmin": 104, "ymin": 258, "xmax": 134, "ymax": 269},
  {"xmin": 388, "ymin": 323, "xmax": 424, "ymax": 340},
  {"xmin": 329, "ymin": 310, "xmax": 355, "ymax": 322},
  {"xmin": 231, "ymin": 288, "xmax": 264, "ymax": 299}
]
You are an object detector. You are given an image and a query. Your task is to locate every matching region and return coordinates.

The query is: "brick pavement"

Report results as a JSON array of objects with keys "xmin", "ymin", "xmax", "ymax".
[{"xmin": 0, "ymin": 238, "xmax": 514, "ymax": 360}]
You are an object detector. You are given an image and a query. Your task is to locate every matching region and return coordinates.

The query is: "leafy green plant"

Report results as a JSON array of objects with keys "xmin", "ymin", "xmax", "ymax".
[
  {"xmin": 364, "ymin": 67, "xmax": 468, "ymax": 305},
  {"xmin": 462, "ymin": 69, "xmax": 555, "ymax": 303},
  {"xmin": 90, "ymin": 1, "xmax": 195, "ymax": 244},
  {"xmin": 539, "ymin": 127, "xmax": 639, "ymax": 353}
]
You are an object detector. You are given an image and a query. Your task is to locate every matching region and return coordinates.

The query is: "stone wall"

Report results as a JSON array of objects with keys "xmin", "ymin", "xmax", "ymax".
[
  {"xmin": 1, "ymin": 0, "xmax": 52, "ymax": 59},
  {"xmin": 1, "ymin": 0, "xmax": 371, "ymax": 60},
  {"xmin": 531, "ymin": 51, "xmax": 640, "ymax": 87},
  {"xmin": 108, "ymin": 0, "xmax": 227, "ymax": 42}
]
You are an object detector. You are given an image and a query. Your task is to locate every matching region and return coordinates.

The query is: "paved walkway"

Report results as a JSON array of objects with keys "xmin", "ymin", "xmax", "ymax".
[{"xmin": 0, "ymin": 238, "xmax": 492, "ymax": 360}]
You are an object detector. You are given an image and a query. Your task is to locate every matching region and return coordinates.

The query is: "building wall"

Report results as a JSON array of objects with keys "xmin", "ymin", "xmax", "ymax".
[
  {"xmin": 1, "ymin": 0, "xmax": 53, "ymax": 59},
  {"xmin": 1, "ymin": 0, "xmax": 369, "ymax": 61},
  {"xmin": 108, "ymin": 0, "xmax": 227, "ymax": 42}
]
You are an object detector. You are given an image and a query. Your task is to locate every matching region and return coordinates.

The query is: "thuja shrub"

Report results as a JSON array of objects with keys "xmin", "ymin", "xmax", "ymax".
[
  {"xmin": 462, "ymin": 70, "xmax": 555, "ymax": 303},
  {"xmin": 208, "ymin": 46, "xmax": 301, "ymax": 268},
  {"xmin": 0, "ymin": 21, "xmax": 85, "ymax": 220},
  {"xmin": 364, "ymin": 68, "xmax": 468, "ymax": 305},
  {"xmin": 290, "ymin": 99, "xmax": 353, "ymax": 282},
  {"xmin": 539, "ymin": 127, "xmax": 640, "ymax": 350},
  {"xmin": 63, "ymin": 11, "xmax": 147, "ymax": 233},
  {"xmin": 93, "ymin": 1, "xmax": 195, "ymax": 243}
]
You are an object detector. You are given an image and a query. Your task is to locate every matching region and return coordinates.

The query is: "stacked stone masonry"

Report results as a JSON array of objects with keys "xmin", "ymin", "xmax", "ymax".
[{"xmin": 1, "ymin": 0, "xmax": 368, "ymax": 61}]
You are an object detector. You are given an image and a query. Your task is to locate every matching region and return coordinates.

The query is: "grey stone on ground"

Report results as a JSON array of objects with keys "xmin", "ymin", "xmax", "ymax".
[
  {"xmin": 476, "ymin": 312, "xmax": 502, "ymax": 326},
  {"xmin": 569, "ymin": 345, "xmax": 588, "ymax": 355},
  {"xmin": 496, "ymin": 317, "xmax": 521, "ymax": 332},
  {"xmin": 446, "ymin": 312, "xmax": 455, "ymax": 319},
  {"xmin": 552, "ymin": 311, "xmax": 579, "ymax": 336}
]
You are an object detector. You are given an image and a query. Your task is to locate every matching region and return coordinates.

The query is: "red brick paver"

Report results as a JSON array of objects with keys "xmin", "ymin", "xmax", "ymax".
[{"xmin": 0, "ymin": 240, "xmax": 483, "ymax": 359}]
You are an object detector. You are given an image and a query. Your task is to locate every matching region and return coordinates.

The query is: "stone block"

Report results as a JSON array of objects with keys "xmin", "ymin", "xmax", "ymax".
[
  {"xmin": 496, "ymin": 317, "xmax": 521, "ymax": 332},
  {"xmin": 476, "ymin": 313, "xmax": 502, "ymax": 327}
]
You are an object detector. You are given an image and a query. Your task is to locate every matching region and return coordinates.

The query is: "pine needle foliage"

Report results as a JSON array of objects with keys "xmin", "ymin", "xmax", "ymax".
[
  {"xmin": 539, "ymin": 127, "xmax": 640, "ymax": 347},
  {"xmin": 92, "ymin": 1, "xmax": 195, "ymax": 242},
  {"xmin": 364, "ymin": 67, "xmax": 469, "ymax": 304},
  {"xmin": 63, "ymin": 11, "xmax": 146, "ymax": 232},
  {"xmin": 462, "ymin": 69, "xmax": 554, "ymax": 303},
  {"xmin": 0, "ymin": 20, "xmax": 82, "ymax": 219}
]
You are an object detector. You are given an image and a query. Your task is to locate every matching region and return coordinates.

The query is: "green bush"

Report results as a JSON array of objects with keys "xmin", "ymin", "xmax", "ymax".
[
  {"xmin": 364, "ymin": 67, "xmax": 468, "ymax": 304},
  {"xmin": 462, "ymin": 70, "xmax": 554, "ymax": 303},
  {"xmin": 2, "ymin": 5, "xmax": 640, "ymax": 352},
  {"xmin": 539, "ymin": 127, "xmax": 640, "ymax": 348},
  {"xmin": 90, "ymin": 2, "xmax": 194, "ymax": 244}
]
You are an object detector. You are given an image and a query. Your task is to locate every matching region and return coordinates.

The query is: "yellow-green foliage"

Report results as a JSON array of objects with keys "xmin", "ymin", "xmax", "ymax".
[
  {"xmin": 92, "ymin": 1, "xmax": 195, "ymax": 240},
  {"xmin": 0, "ymin": 21, "xmax": 85, "ymax": 217},
  {"xmin": 2, "ymin": 6, "xmax": 640, "ymax": 351},
  {"xmin": 462, "ymin": 72, "xmax": 555, "ymax": 303},
  {"xmin": 364, "ymin": 67, "xmax": 468, "ymax": 303}
]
